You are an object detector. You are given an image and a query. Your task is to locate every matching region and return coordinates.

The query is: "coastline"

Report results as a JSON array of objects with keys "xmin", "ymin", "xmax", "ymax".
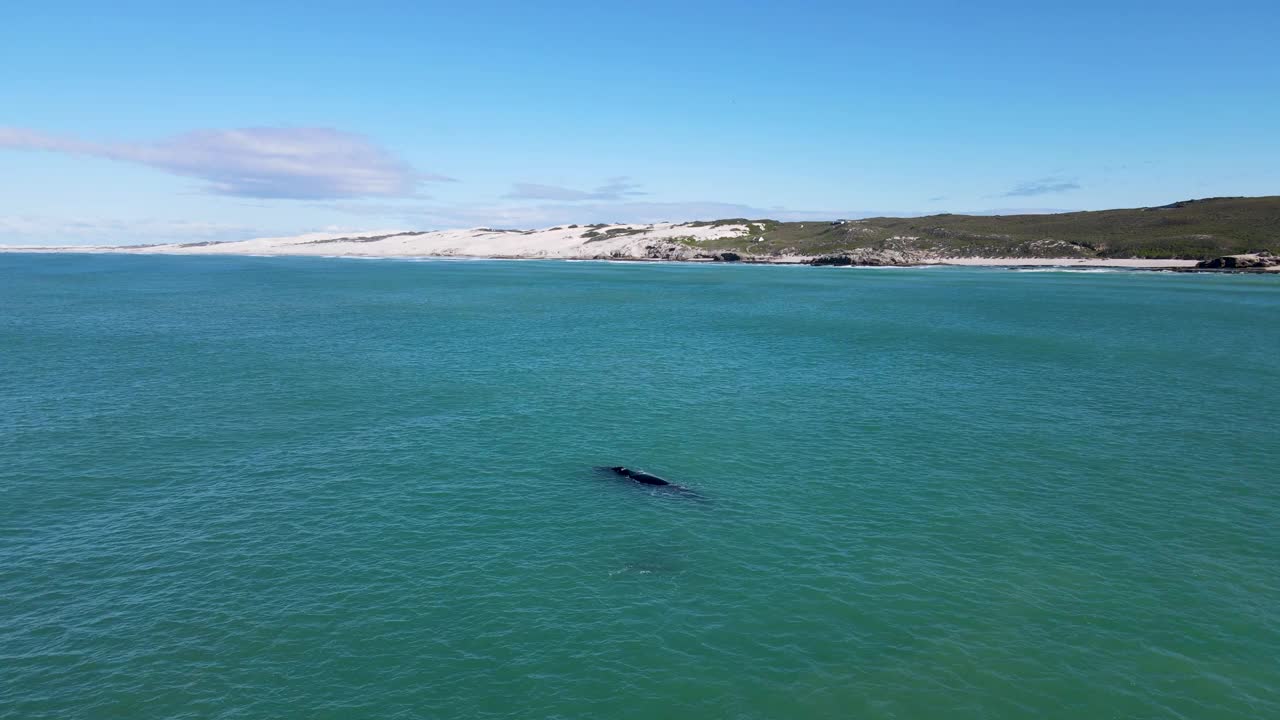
[
  {"xmin": 2, "ymin": 221, "xmax": 1273, "ymax": 271},
  {"xmin": 1, "ymin": 245, "xmax": 1260, "ymax": 271},
  {"xmin": 934, "ymin": 257, "xmax": 1196, "ymax": 268}
]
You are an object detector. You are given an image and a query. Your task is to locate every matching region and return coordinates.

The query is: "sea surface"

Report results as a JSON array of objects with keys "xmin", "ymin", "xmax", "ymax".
[{"xmin": 2, "ymin": 253, "xmax": 1277, "ymax": 720}]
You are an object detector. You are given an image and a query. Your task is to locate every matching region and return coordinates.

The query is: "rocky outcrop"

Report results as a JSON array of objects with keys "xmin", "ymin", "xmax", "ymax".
[
  {"xmin": 585, "ymin": 240, "xmax": 700, "ymax": 261},
  {"xmin": 641, "ymin": 241, "xmax": 698, "ymax": 261},
  {"xmin": 710, "ymin": 251, "xmax": 742, "ymax": 262},
  {"xmin": 807, "ymin": 249, "xmax": 934, "ymax": 266},
  {"xmin": 1196, "ymin": 251, "xmax": 1279, "ymax": 269}
]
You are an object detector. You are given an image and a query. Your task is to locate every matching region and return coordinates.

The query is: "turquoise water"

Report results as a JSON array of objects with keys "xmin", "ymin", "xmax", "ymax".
[{"xmin": 2, "ymin": 253, "xmax": 1277, "ymax": 719}]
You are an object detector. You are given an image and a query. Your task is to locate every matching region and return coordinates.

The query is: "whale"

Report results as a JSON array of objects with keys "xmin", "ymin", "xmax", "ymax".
[
  {"xmin": 607, "ymin": 466, "xmax": 672, "ymax": 486},
  {"xmin": 595, "ymin": 466, "xmax": 705, "ymax": 499}
]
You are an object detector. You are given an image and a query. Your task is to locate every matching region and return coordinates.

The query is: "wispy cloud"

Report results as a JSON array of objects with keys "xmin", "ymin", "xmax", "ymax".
[
  {"xmin": 969, "ymin": 207, "xmax": 1074, "ymax": 216},
  {"xmin": 0, "ymin": 215, "xmax": 258, "ymax": 246},
  {"xmin": 12, "ymin": 200, "xmax": 1073, "ymax": 246},
  {"xmin": 504, "ymin": 176, "xmax": 647, "ymax": 201},
  {"xmin": 327, "ymin": 199, "xmax": 904, "ymax": 229},
  {"xmin": 0, "ymin": 126, "xmax": 448, "ymax": 199},
  {"xmin": 1002, "ymin": 177, "xmax": 1081, "ymax": 197},
  {"xmin": 0, "ymin": 214, "xmax": 411, "ymax": 247}
]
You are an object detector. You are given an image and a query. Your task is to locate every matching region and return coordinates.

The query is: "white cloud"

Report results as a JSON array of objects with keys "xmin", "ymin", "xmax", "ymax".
[
  {"xmin": 504, "ymin": 176, "xmax": 647, "ymax": 201},
  {"xmin": 1002, "ymin": 177, "xmax": 1081, "ymax": 197},
  {"xmin": 0, "ymin": 126, "xmax": 448, "ymax": 199},
  {"xmin": 326, "ymin": 199, "xmax": 905, "ymax": 229},
  {"xmin": 2, "ymin": 202, "xmax": 1077, "ymax": 247},
  {"xmin": 0, "ymin": 215, "xmax": 258, "ymax": 246}
]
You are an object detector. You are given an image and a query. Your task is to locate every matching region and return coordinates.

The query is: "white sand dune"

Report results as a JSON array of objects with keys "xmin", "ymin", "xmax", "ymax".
[{"xmin": 3, "ymin": 223, "xmax": 750, "ymax": 260}]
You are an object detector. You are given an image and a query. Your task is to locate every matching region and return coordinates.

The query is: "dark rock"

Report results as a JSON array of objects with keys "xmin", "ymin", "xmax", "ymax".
[
  {"xmin": 711, "ymin": 252, "xmax": 742, "ymax": 262},
  {"xmin": 641, "ymin": 242, "xmax": 697, "ymax": 261},
  {"xmin": 808, "ymin": 249, "xmax": 932, "ymax": 266},
  {"xmin": 1196, "ymin": 252, "xmax": 1280, "ymax": 269},
  {"xmin": 809, "ymin": 254, "xmax": 853, "ymax": 266}
]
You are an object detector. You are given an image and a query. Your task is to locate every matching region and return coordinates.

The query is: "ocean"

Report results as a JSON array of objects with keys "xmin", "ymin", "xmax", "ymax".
[{"xmin": 2, "ymin": 253, "xmax": 1277, "ymax": 719}]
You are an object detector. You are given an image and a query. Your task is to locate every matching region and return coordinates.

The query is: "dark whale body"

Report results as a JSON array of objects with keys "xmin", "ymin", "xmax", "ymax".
[
  {"xmin": 608, "ymin": 466, "xmax": 671, "ymax": 486},
  {"xmin": 594, "ymin": 466, "xmax": 705, "ymax": 500}
]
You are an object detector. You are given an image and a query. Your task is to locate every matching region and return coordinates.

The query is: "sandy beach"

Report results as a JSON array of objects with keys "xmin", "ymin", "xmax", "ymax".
[{"xmin": 937, "ymin": 257, "xmax": 1198, "ymax": 268}]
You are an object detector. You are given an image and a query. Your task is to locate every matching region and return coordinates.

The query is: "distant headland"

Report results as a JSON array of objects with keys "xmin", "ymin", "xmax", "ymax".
[{"xmin": 5, "ymin": 196, "xmax": 1278, "ymax": 271}]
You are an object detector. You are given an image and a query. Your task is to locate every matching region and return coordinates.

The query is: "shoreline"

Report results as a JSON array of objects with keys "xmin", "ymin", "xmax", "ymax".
[
  {"xmin": 4, "ymin": 246, "xmax": 1270, "ymax": 272},
  {"xmin": 2, "ymin": 197, "xmax": 1275, "ymax": 272},
  {"xmin": 2, "ymin": 219, "xmax": 1274, "ymax": 271},
  {"xmin": 933, "ymin": 257, "xmax": 1196, "ymax": 268}
]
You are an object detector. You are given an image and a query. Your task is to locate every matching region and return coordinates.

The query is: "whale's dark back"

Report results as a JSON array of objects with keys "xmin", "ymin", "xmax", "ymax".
[
  {"xmin": 609, "ymin": 466, "xmax": 670, "ymax": 486},
  {"xmin": 593, "ymin": 466, "xmax": 705, "ymax": 500}
]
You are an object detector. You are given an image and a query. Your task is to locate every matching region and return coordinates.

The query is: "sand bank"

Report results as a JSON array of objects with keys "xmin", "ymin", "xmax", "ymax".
[{"xmin": 938, "ymin": 257, "xmax": 1197, "ymax": 268}]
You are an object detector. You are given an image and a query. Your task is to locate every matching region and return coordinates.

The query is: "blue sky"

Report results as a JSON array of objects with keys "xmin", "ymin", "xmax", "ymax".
[{"xmin": 3, "ymin": 0, "xmax": 1278, "ymax": 244}]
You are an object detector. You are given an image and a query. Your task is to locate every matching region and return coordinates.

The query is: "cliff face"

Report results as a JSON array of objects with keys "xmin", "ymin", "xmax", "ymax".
[{"xmin": 1196, "ymin": 252, "xmax": 1280, "ymax": 269}]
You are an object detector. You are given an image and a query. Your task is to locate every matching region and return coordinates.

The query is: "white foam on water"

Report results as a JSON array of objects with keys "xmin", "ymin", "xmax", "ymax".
[{"xmin": 836, "ymin": 264, "xmax": 945, "ymax": 270}]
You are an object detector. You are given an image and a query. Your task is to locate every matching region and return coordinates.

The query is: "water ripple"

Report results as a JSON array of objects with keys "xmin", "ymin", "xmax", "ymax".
[{"xmin": 1, "ymin": 255, "xmax": 1277, "ymax": 719}]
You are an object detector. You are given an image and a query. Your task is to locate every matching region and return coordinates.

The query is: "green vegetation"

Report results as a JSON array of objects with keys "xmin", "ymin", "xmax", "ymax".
[
  {"xmin": 301, "ymin": 231, "xmax": 428, "ymax": 245},
  {"xmin": 582, "ymin": 226, "xmax": 646, "ymax": 242},
  {"xmin": 685, "ymin": 197, "xmax": 1280, "ymax": 259}
]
